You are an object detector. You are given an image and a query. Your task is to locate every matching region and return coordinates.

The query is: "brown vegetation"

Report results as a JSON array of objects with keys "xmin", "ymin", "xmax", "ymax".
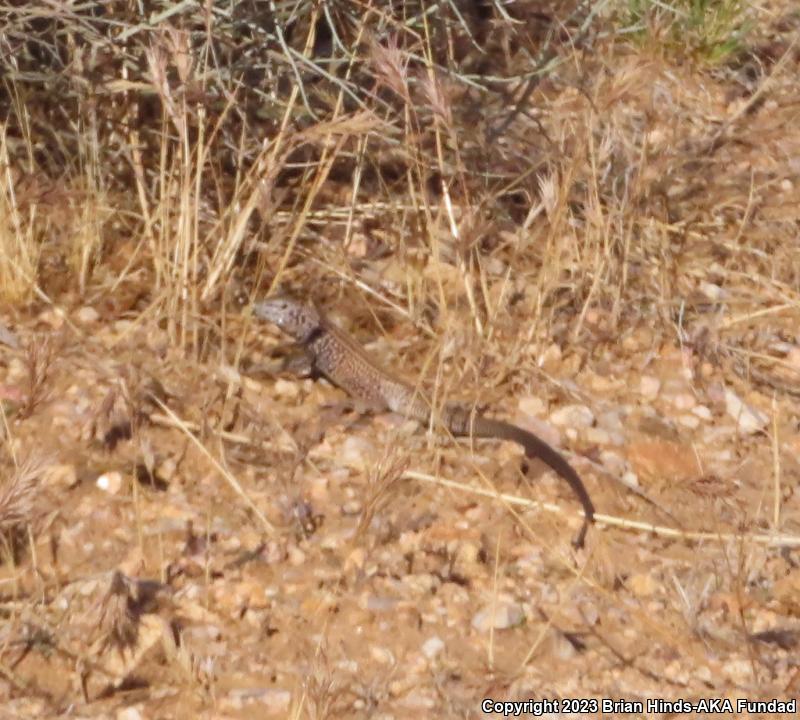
[{"xmin": 1, "ymin": 0, "xmax": 799, "ymax": 717}]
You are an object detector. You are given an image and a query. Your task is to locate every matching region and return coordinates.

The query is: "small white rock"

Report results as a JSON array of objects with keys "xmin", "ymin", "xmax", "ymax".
[
  {"xmin": 421, "ymin": 636, "xmax": 445, "ymax": 659},
  {"xmin": 307, "ymin": 475, "xmax": 329, "ymax": 501},
  {"xmin": 639, "ymin": 376, "xmax": 661, "ymax": 400},
  {"xmin": 371, "ymin": 646, "xmax": 395, "ymax": 665},
  {"xmin": 597, "ymin": 410, "xmax": 624, "ymax": 432},
  {"xmin": 586, "ymin": 427, "xmax": 610, "ymax": 445},
  {"xmin": 678, "ymin": 414, "xmax": 700, "ymax": 430},
  {"xmin": 699, "ymin": 281, "xmax": 725, "ymax": 301},
  {"xmin": 722, "ymin": 658, "xmax": 752, "ymax": 686},
  {"xmin": 724, "ymin": 388, "xmax": 768, "ymax": 434},
  {"xmin": 217, "ymin": 364, "xmax": 242, "ymax": 385},
  {"xmin": 550, "ymin": 404, "xmax": 594, "ymax": 429},
  {"xmin": 6, "ymin": 357, "xmax": 27, "ymax": 383},
  {"xmin": 600, "ymin": 451, "xmax": 626, "ymax": 475},
  {"xmin": 672, "ymin": 393, "xmax": 696, "ymax": 411},
  {"xmin": 273, "ymin": 378, "xmax": 299, "ymax": 399},
  {"xmin": 647, "ymin": 127, "xmax": 665, "ymax": 146},
  {"xmin": 341, "ymin": 499, "xmax": 362, "ymax": 515},
  {"xmin": 622, "ymin": 471, "xmax": 640, "ymax": 489},
  {"xmin": 471, "ymin": 601, "xmax": 524, "ymax": 632},
  {"xmin": 692, "ymin": 405, "xmax": 712, "ymax": 421},
  {"xmin": 155, "ymin": 457, "xmax": 177, "ymax": 482},
  {"xmin": 96, "ymin": 471, "xmax": 123, "ymax": 494},
  {"xmin": 0, "ymin": 323, "xmax": 19, "ymax": 349},
  {"xmin": 518, "ymin": 396, "xmax": 546, "ymax": 418},
  {"xmin": 38, "ymin": 308, "xmax": 65, "ymax": 329},
  {"xmin": 340, "ymin": 436, "xmax": 374, "ymax": 471},
  {"xmin": 287, "ymin": 546, "xmax": 306, "ymax": 566},
  {"xmin": 117, "ymin": 708, "xmax": 143, "ymax": 720}
]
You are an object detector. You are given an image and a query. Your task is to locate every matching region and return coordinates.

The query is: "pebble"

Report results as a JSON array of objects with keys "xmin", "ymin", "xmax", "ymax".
[
  {"xmin": 588, "ymin": 371, "xmax": 623, "ymax": 393},
  {"xmin": 273, "ymin": 378, "xmax": 299, "ymax": 399},
  {"xmin": 404, "ymin": 573, "xmax": 438, "ymax": 595},
  {"xmin": 724, "ymin": 388, "xmax": 768, "ymax": 434},
  {"xmin": 597, "ymin": 410, "xmax": 624, "ymax": 432},
  {"xmin": 646, "ymin": 127, "xmax": 665, "ymax": 146},
  {"xmin": 96, "ymin": 471, "xmax": 123, "ymax": 494},
  {"xmin": 622, "ymin": 471, "xmax": 640, "ymax": 488},
  {"xmin": 707, "ymin": 382, "xmax": 727, "ymax": 406},
  {"xmin": 585, "ymin": 427, "xmax": 610, "ymax": 445},
  {"xmin": 341, "ymin": 499, "xmax": 363, "ymax": 516},
  {"xmin": 454, "ymin": 541, "xmax": 480, "ymax": 564},
  {"xmin": 518, "ymin": 396, "xmax": 546, "ymax": 418},
  {"xmin": 117, "ymin": 708, "xmax": 143, "ymax": 720},
  {"xmin": 216, "ymin": 364, "xmax": 241, "ymax": 385},
  {"xmin": 345, "ymin": 547, "xmax": 366, "ymax": 574},
  {"xmin": 306, "ymin": 476, "xmax": 329, "ymax": 501},
  {"xmin": 113, "ymin": 319, "xmax": 134, "ymax": 335},
  {"xmin": 155, "ymin": 457, "xmax": 177, "ymax": 483},
  {"xmin": 76, "ymin": 306, "xmax": 100, "ymax": 324},
  {"xmin": 0, "ymin": 323, "xmax": 19, "ymax": 349},
  {"xmin": 43, "ymin": 463, "xmax": 78, "ymax": 489},
  {"xmin": 699, "ymin": 281, "xmax": 725, "ymax": 301},
  {"xmin": 678, "ymin": 414, "xmax": 700, "ymax": 430},
  {"xmin": 600, "ymin": 451, "xmax": 626, "ymax": 475},
  {"xmin": 671, "ymin": 393, "xmax": 696, "ymax": 411},
  {"xmin": 421, "ymin": 636, "xmax": 445, "ymax": 659},
  {"xmin": 692, "ymin": 405, "xmax": 712, "ymax": 421},
  {"xmin": 471, "ymin": 600, "xmax": 524, "ymax": 632},
  {"xmin": 287, "ymin": 546, "xmax": 306, "ymax": 566},
  {"xmin": 340, "ymin": 436, "xmax": 375, "ymax": 471},
  {"xmin": 639, "ymin": 376, "xmax": 661, "ymax": 400},
  {"xmin": 628, "ymin": 573, "xmax": 658, "ymax": 597},
  {"xmin": 549, "ymin": 404, "xmax": 594, "ymax": 429},
  {"xmin": 37, "ymin": 308, "xmax": 65, "ymax": 329},
  {"xmin": 6, "ymin": 357, "xmax": 26, "ymax": 383},
  {"xmin": 371, "ymin": 646, "xmax": 395, "ymax": 665},
  {"xmin": 722, "ymin": 658, "xmax": 752, "ymax": 686}
]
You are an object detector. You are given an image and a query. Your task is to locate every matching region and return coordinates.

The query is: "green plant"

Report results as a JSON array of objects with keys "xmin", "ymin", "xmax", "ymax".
[{"xmin": 624, "ymin": 0, "xmax": 749, "ymax": 64}]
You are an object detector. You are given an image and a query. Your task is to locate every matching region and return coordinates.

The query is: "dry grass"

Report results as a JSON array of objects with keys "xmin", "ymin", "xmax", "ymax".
[
  {"xmin": 0, "ymin": 455, "xmax": 43, "ymax": 533},
  {"xmin": 1, "ymin": 0, "xmax": 800, "ymax": 717}
]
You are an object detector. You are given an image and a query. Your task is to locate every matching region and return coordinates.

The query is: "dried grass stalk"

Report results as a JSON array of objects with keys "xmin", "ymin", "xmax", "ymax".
[{"xmin": 0, "ymin": 455, "xmax": 44, "ymax": 532}]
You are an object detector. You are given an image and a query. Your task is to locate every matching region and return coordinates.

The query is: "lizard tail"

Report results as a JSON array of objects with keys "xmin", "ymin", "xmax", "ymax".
[{"xmin": 463, "ymin": 415, "xmax": 595, "ymax": 548}]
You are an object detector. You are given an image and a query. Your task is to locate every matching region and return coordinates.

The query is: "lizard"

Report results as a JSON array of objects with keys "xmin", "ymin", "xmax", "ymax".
[{"xmin": 253, "ymin": 296, "xmax": 596, "ymax": 548}]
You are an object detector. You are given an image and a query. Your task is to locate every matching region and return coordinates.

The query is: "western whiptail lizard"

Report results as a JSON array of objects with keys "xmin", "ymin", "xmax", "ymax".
[{"xmin": 254, "ymin": 296, "xmax": 595, "ymax": 547}]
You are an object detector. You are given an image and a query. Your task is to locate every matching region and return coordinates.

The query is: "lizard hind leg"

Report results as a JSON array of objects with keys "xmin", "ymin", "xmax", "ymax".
[{"xmin": 279, "ymin": 345, "xmax": 319, "ymax": 378}]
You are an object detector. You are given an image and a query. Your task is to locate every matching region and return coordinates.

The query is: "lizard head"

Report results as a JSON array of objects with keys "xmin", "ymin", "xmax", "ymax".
[{"xmin": 253, "ymin": 296, "xmax": 322, "ymax": 343}]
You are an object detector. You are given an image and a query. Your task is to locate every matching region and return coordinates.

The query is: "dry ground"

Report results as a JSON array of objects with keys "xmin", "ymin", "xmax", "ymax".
[{"xmin": 1, "ymin": 1, "xmax": 800, "ymax": 718}]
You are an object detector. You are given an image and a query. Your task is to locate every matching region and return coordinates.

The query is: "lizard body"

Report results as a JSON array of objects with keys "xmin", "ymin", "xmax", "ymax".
[{"xmin": 254, "ymin": 296, "xmax": 595, "ymax": 547}]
